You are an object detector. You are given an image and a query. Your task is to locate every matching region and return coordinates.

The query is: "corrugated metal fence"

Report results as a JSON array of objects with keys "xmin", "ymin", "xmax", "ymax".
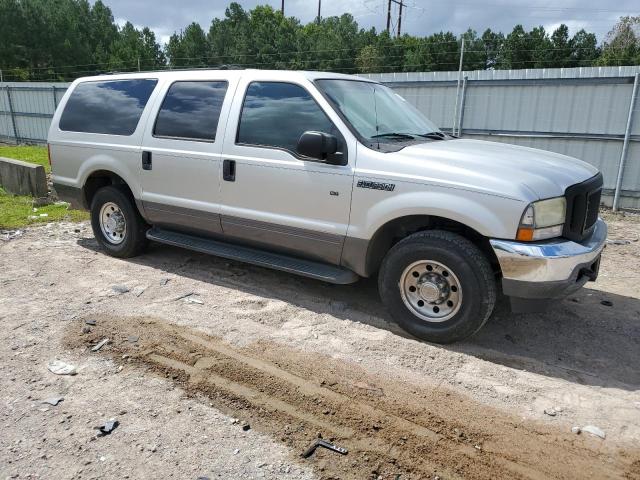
[
  {"xmin": 1, "ymin": 66, "xmax": 640, "ymax": 208},
  {"xmin": 0, "ymin": 81, "xmax": 70, "ymax": 144}
]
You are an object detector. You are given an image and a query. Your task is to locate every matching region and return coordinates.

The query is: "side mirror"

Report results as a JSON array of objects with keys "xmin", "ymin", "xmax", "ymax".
[{"xmin": 297, "ymin": 131, "xmax": 343, "ymax": 164}]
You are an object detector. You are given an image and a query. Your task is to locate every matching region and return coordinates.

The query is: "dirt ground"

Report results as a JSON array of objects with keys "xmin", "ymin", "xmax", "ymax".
[{"xmin": 1, "ymin": 210, "xmax": 639, "ymax": 479}]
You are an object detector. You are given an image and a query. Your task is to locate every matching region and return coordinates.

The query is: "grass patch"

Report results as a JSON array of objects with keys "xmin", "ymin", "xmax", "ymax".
[
  {"xmin": 0, "ymin": 145, "xmax": 88, "ymax": 228},
  {"xmin": 0, "ymin": 145, "xmax": 50, "ymax": 173},
  {"xmin": 0, "ymin": 187, "xmax": 88, "ymax": 229}
]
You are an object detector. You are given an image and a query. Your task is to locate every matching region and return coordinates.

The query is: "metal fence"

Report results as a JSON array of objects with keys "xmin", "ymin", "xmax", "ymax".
[
  {"xmin": 1, "ymin": 65, "xmax": 640, "ymax": 208},
  {"xmin": 0, "ymin": 81, "xmax": 70, "ymax": 144}
]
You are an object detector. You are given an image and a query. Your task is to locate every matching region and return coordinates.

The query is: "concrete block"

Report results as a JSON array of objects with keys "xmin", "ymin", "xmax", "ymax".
[{"xmin": 0, "ymin": 156, "xmax": 47, "ymax": 197}]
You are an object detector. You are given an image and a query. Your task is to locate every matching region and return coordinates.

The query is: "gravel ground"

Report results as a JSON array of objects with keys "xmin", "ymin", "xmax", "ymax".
[{"xmin": 1, "ymin": 210, "xmax": 639, "ymax": 479}]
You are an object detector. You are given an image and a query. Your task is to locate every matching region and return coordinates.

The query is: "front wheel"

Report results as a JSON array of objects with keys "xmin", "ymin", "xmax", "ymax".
[
  {"xmin": 378, "ymin": 230, "xmax": 496, "ymax": 343},
  {"xmin": 90, "ymin": 185, "xmax": 148, "ymax": 258}
]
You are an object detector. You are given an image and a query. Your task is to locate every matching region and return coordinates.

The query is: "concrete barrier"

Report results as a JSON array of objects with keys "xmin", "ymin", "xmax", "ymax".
[{"xmin": 0, "ymin": 157, "xmax": 47, "ymax": 197}]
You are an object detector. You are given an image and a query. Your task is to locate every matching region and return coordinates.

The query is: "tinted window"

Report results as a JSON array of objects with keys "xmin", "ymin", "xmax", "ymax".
[
  {"xmin": 60, "ymin": 79, "xmax": 157, "ymax": 135},
  {"xmin": 237, "ymin": 82, "xmax": 337, "ymax": 154},
  {"xmin": 154, "ymin": 81, "xmax": 228, "ymax": 141}
]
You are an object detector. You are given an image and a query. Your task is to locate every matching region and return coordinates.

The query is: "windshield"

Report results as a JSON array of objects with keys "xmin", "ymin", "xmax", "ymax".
[{"xmin": 315, "ymin": 79, "xmax": 442, "ymax": 144}]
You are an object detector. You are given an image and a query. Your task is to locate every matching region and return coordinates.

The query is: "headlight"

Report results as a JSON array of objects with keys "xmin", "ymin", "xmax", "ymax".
[{"xmin": 516, "ymin": 197, "xmax": 566, "ymax": 241}]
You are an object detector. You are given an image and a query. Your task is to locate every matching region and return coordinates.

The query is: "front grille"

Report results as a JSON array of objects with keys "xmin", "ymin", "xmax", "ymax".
[{"xmin": 563, "ymin": 172, "xmax": 603, "ymax": 242}]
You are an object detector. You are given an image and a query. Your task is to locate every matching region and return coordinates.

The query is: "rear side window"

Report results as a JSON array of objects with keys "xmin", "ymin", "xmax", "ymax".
[
  {"xmin": 237, "ymin": 82, "xmax": 336, "ymax": 154},
  {"xmin": 153, "ymin": 81, "xmax": 228, "ymax": 141},
  {"xmin": 59, "ymin": 79, "xmax": 157, "ymax": 135}
]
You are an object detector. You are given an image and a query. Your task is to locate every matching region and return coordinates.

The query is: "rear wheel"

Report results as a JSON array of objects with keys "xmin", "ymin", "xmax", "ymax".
[
  {"xmin": 378, "ymin": 230, "xmax": 496, "ymax": 343},
  {"xmin": 90, "ymin": 186, "xmax": 148, "ymax": 258}
]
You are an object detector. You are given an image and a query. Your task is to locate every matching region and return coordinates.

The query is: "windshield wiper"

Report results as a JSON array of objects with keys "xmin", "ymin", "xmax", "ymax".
[
  {"xmin": 371, "ymin": 132, "xmax": 416, "ymax": 140},
  {"xmin": 416, "ymin": 131, "xmax": 447, "ymax": 140}
]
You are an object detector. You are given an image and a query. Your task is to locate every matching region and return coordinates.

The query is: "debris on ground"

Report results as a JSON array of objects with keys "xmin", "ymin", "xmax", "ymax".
[
  {"xmin": 95, "ymin": 419, "xmax": 119, "ymax": 437},
  {"xmin": 173, "ymin": 292, "xmax": 195, "ymax": 301},
  {"xmin": 47, "ymin": 360, "xmax": 77, "ymax": 376},
  {"xmin": 606, "ymin": 239, "xmax": 633, "ymax": 245},
  {"xmin": 132, "ymin": 286, "xmax": 146, "ymax": 297},
  {"xmin": 185, "ymin": 297, "xmax": 204, "ymax": 305},
  {"xmin": 42, "ymin": 396, "xmax": 64, "ymax": 406},
  {"xmin": 85, "ymin": 319, "xmax": 96, "ymax": 326},
  {"xmin": 183, "ymin": 294, "xmax": 204, "ymax": 304},
  {"xmin": 127, "ymin": 336, "xmax": 139, "ymax": 344},
  {"xmin": 91, "ymin": 338, "xmax": 109, "ymax": 352},
  {"xmin": 159, "ymin": 278, "xmax": 170, "ymax": 286},
  {"xmin": 241, "ymin": 422, "xmax": 251, "ymax": 431},
  {"xmin": 111, "ymin": 285, "xmax": 130, "ymax": 294},
  {"xmin": 544, "ymin": 407, "xmax": 562, "ymax": 417},
  {"xmin": 302, "ymin": 438, "xmax": 348, "ymax": 458},
  {"xmin": 600, "ymin": 300, "xmax": 613, "ymax": 307},
  {"xmin": 571, "ymin": 426, "xmax": 581, "ymax": 434},
  {"xmin": 582, "ymin": 425, "xmax": 606, "ymax": 439},
  {"xmin": 0, "ymin": 230, "xmax": 23, "ymax": 241}
]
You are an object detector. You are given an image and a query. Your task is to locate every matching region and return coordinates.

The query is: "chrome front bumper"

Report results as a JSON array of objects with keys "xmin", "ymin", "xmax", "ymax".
[{"xmin": 489, "ymin": 218, "xmax": 607, "ymax": 300}]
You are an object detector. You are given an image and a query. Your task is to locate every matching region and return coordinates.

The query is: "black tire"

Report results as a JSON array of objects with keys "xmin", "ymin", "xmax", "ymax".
[
  {"xmin": 90, "ymin": 185, "xmax": 148, "ymax": 258},
  {"xmin": 378, "ymin": 230, "xmax": 496, "ymax": 343}
]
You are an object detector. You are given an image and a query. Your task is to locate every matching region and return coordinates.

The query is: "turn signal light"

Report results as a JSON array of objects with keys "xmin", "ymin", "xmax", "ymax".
[{"xmin": 516, "ymin": 227, "xmax": 534, "ymax": 242}]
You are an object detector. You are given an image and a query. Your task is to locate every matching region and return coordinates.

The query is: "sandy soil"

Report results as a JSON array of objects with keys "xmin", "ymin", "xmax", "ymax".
[{"xmin": 1, "ymin": 210, "xmax": 639, "ymax": 479}]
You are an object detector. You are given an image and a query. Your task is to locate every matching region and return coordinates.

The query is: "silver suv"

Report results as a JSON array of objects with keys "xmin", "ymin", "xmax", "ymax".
[{"xmin": 48, "ymin": 69, "xmax": 607, "ymax": 343}]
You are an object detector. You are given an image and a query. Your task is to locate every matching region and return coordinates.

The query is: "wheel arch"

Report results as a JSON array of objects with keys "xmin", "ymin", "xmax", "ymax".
[
  {"xmin": 82, "ymin": 169, "xmax": 140, "ymax": 214},
  {"xmin": 342, "ymin": 214, "xmax": 500, "ymax": 277}
]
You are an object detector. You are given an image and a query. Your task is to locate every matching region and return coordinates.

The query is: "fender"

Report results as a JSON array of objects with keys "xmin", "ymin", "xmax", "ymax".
[
  {"xmin": 76, "ymin": 151, "xmax": 142, "ymax": 200},
  {"xmin": 348, "ymin": 188, "xmax": 526, "ymax": 241}
]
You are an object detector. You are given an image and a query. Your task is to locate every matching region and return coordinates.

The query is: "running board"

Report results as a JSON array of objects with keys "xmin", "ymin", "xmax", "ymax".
[{"xmin": 146, "ymin": 228, "xmax": 359, "ymax": 285}]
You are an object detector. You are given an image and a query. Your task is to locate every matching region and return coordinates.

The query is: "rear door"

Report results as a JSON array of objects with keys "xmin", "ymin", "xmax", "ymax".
[
  {"xmin": 140, "ymin": 77, "xmax": 237, "ymax": 235},
  {"xmin": 219, "ymin": 77, "xmax": 356, "ymax": 264}
]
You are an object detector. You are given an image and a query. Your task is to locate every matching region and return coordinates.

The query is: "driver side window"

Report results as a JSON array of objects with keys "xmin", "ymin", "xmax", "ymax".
[{"xmin": 236, "ymin": 81, "xmax": 343, "ymax": 157}]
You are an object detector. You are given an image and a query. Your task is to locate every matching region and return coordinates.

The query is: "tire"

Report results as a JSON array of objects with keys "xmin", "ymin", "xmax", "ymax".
[
  {"xmin": 378, "ymin": 230, "xmax": 496, "ymax": 343},
  {"xmin": 90, "ymin": 185, "xmax": 148, "ymax": 258}
]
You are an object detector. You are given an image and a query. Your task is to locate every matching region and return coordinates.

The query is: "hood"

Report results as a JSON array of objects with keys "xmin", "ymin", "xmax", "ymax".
[{"xmin": 396, "ymin": 139, "xmax": 598, "ymax": 201}]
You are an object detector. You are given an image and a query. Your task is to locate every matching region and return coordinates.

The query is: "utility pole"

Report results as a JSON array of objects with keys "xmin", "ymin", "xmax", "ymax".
[
  {"xmin": 281, "ymin": 0, "xmax": 284, "ymax": 14},
  {"xmin": 452, "ymin": 38, "xmax": 465, "ymax": 136},
  {"xmin": 317, "ymin": 0, "xmax": 321, "ymax": 24},
  {"xmin": 386, "ymin": 0, "xmax": 404, "ymax": 37},
  {"xmin": 137, "ymin": 57, "xmax": 141, "ymax": 72}
]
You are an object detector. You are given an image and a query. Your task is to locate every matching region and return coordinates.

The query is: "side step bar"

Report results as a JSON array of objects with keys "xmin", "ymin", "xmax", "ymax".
[{"xmin": 146, "ymin": 228, "xmax": 360, "ymax": 285}]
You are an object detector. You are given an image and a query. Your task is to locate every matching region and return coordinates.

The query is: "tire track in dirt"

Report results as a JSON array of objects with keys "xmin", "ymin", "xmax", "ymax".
[{"xmin": 64, "ymin": 316, "xmax": 640, "ymax": 480}]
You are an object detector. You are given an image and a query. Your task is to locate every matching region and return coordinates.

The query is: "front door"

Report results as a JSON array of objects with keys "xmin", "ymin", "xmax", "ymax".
[
  {"xmin": 140, "ymin": 78, "xmax": 236, "ymax": 235},
  {"xmin": 220, "ymin": 79, "xmax": 355, "ymax": 264}
]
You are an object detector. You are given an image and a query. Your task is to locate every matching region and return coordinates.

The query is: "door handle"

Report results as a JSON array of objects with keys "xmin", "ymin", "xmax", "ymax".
[
  {"xmin": 223, "ymin": 159, "xmax": 235, "ymax": 182},
  {"xmin": 142, "ymin": 151, "xmax": 152, "ymax": 170}
]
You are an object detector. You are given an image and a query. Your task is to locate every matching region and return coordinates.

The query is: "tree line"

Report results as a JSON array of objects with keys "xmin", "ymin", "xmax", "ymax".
[{"xmin": 0, "ymin": 0, "xmax": 638, "ymax": 81}]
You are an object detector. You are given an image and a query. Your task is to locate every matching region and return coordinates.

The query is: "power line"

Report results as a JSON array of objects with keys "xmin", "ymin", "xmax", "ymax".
[
  {"xmin": 4, "ymin": 52, "xmax": 639, "ymax": 82},
  {"xmin": 403, "ymin": 0, "xmax": 637, "ymax": 14}
]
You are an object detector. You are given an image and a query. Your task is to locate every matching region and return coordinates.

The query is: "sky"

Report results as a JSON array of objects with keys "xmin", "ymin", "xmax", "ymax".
[{"xmin": 105, "ymin": 0, "xmax": 638, "ymax": 46}]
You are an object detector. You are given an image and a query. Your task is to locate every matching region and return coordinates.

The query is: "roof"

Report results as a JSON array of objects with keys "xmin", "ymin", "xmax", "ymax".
[{"xmin": 72, "ymin": 69, "xmax": 376, "ymax": 84}]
